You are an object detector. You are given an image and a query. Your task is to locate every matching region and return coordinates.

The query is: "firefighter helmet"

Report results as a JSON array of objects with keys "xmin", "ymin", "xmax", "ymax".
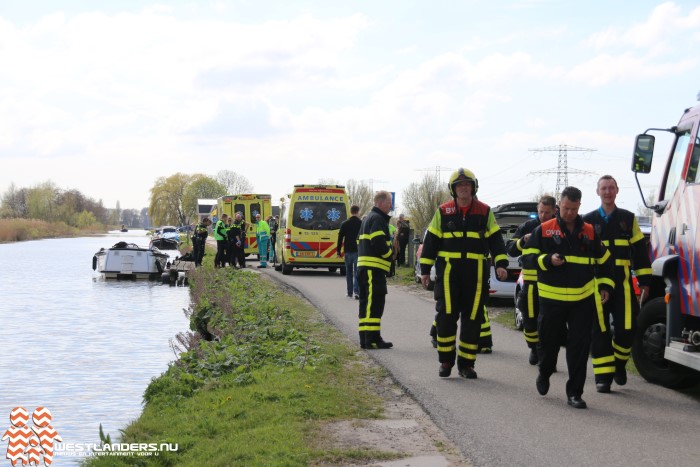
[{"xmin": 448, "ymin": 168, "xmax": 478, "ymax": 197}]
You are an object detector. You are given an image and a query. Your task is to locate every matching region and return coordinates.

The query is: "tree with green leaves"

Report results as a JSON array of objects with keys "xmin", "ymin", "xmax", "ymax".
[
  {"xmin": 401, "ymin": 173, "xmax": 450, "ymax": 236},
  {"xmin": 183, "ymin": 175, "xmax": 227, "ymax": 220},
  {"xmin": 149, "ymin": 173, "xmax": 194, "ymax": 227}
]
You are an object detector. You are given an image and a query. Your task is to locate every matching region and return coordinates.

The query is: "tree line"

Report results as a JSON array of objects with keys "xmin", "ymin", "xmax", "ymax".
[{"xmin": 1, "ymin": 170, "xmax": 451, "ymax": 234}]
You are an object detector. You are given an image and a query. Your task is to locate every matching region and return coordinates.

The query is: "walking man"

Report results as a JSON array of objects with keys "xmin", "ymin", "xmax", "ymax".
[
  {"xmin": 337, "ymin": 204, "xmax": 362, "ymax": 299},
  {"xmin": 583, "ymin": 175, "xmax": 651, "ymax": 392},
  {"xmin": 420, "ymin": 168, "xmax": 508, "ymax": 379},
  {"xmin": 523, "ymin": 186, "xmax": 614, "ymax": 409},
  {"xmin": 357, "ymin": 191, "xmax": 394, "ymax": 349}
]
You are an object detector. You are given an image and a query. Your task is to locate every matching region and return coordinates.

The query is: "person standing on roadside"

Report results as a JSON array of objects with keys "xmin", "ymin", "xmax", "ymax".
[
  {"xmin": 506, "ymin": 195, "xmax": 557, "ymax": 365},
  {"xmin": 255, "ymin": 213, "xmax": 270, "ymax": 268},
  {"xmin": 230, "ymin": 212, "xmax": 247, "ymax": 268},
  {"xmin": 337, "ymin": 204, "xmax": 362, "ymax": 299},
  {"xmin": 583, "ymin": 175, "xmax": 651, "ymax": 393},
  {"xmin": 192, "ymin": 217, "xmax": 211, "ymax": 266},
  {"xmin": 420, "ymin": 168, "xmax": 508, "ymax": 379},
  {"xmin": 357, "ymin": 191, "xmax": 394, "ymax": 349},
  {"xmin": 396, "ymin": 214, "xmax": 410, "ymax": 266},
  {"xmin": 522, "ymin": 186, "xmax": 614, "ymax": 409},
  {"xmin": 213, "ymin": 214, "xmax": 228, "ymax": 268},
  {"xmin": 267, "ymin": 215, "xmax": 279, "ymax": 263}
]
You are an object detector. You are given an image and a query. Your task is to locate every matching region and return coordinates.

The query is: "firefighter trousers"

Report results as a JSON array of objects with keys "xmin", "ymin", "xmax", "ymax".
[
  {"xmin": 434, "ymin": 262, "xmax": 488, "ymax": 368},
  {"xmin": 517, "ymin": 282, "xmax": 540, "ymax": 350},
  {"xmin": 538, "ymin": 296, "xmax": 595, "ymax": 398},
  {"xmin": 430, "ymin": 306, "xmax": 492, "ymax": 349},
  {"xmin": 358, "ymin": 267, "xmax": 387, "ymax": 344},
  {"xmin": 591, "ymin": 274, "xmax": 639, "ymax": 382}
]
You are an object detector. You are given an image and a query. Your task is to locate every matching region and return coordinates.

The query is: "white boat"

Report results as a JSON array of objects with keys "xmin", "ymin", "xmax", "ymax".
[{"xmin": 92, "ymin": 242, "xmax": 169, "ymax": 279}]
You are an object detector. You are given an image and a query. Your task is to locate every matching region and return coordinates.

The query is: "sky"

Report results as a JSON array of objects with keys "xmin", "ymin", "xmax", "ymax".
[{"xmin": 1, "ymin": 0, "xmax": 699, "ymax": 216}]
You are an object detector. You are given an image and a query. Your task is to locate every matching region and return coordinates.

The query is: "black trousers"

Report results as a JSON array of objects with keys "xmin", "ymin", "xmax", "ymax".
[
  {"xmin": 538, "ymin": 296, "xmax": 595, "ymax": 398},
  {"xmin": 358, "ymin": 267, "xmax": 387, "ymax": 341},
  {"xmin": 214, "ymin": 240, "xmax": 227, "ymax": 267},
  {"xmin": 517, "ymin": 282, "xmax": 540, "ymax": 350},
  {"xmin": 397, "ymin": 237, "xmax": 408, "ymax": 265},
  {"xmin": 192, "ymin": 238, "xmax": 206, "ymax": 265}
]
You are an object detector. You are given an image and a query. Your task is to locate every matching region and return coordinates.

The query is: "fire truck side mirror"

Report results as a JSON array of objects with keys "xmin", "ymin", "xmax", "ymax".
[{"xmin": 632, "ymin": 134, "xmax": 655, "ymax": 174}]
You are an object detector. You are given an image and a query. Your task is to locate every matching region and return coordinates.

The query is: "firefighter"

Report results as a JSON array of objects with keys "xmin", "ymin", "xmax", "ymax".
[
  {"xmin": 192, "ymin": 217, "xmax": 211, "ymax": 266},
  {"xmin": 583, "ymin": 175, "xmax": 651, "ymax": 392},
  {"xmin": 522, "ymin": 186, "xmax": 614, "ymax": 409},
  {"xmin": 420, "ymin": 168, "xmax": 508, "ymax": 379},
  {"xmin": 357, "ymin": 190, "xmax": 394, "ymax": 349},
  {"xmin": 506, "ymin": 195, "xmax": 557, "ymax": 365}
]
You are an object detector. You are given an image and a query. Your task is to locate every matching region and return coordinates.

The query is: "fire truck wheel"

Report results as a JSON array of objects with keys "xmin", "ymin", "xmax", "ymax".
[{"xmin": 632, "ymin": 298, "xmax": 700, "ymax": 389}]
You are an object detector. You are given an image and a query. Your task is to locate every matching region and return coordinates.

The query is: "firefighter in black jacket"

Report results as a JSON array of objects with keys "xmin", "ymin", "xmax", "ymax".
[
  {"xmin": 583, "ymin": 175, "xmax": 651, "ymax": 392},
  {"xmin": 523, "ymin": 186, "xmax": 614, "ymax": 409},
  {"xmin": 420, "ymin": 168, "xmax": 508, "ymax": 379},
  {"xmin": 357, "ymin": 191, "xmax": 394, "ymax": 349},
  {"xmin": 506, "ymin": 195, "xmax": 557, "ymax": 365}
]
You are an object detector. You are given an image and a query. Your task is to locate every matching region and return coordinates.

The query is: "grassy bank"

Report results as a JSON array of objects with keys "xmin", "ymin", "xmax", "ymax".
[
  {"xmin": 0, "ymin": 218, "xmax": 103, "ymax": 242},
  {"xmin": 85, "ymin": 262, "xmax": 403, "ymax": 466}
]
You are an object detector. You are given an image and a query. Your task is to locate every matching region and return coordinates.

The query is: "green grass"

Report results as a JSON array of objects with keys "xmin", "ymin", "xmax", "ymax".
[{"xmin": 84, "ymin": 263, "xmax": 403, "ymax": 466}]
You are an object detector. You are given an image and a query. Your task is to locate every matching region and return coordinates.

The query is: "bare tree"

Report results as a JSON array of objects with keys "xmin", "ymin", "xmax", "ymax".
[
  {"xmin": 402, "ymin": 173, "xmax": 450, "ymax": 235},
  {"xmin": 637, "ymin": 187, "xmax": 656, "ymax": 221},
  {"xmin": 345, "ymin": 179, "xmax": 373, "ymax": 215},
  {"xmin": 215, "ymin": 170, "xmax": 254, "ymax": 194},
  {"xmin": 183, "ymin": 175, "xmax": 227, "ymax": 220}
]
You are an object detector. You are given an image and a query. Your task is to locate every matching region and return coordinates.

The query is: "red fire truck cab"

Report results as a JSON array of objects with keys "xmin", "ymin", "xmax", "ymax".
[{"xmin": 631, "ymin": 93, "xmax": 700, "ymax": 388}]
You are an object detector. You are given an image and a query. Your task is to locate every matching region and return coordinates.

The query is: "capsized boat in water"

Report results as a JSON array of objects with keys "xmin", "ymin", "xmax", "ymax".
[
  {"xmin": 150, "ymin": 226, "xmax": 181, "ymax": 250},
  {"xmin": 92, "ymin": 242, "xmax": 169, "ymax": 279}
]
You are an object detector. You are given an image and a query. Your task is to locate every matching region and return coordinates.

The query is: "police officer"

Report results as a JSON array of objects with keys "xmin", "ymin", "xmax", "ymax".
[
  {"xmin": 192, "ymin": 217, "xmax": 211, "ymax": 266},
  {"xmin": 506, "ymin": 195, "xmax": 557, "ymax": 365},
  {"xmin": 420, "ymin": 168, "xmax": 508, "ymax": 379},
  {"xmin": 522, "ymin": 186, "xmax": 614, "ymax": 409},
  {"xmin": 213, "ymin": 213, "xmax": 229, "ymax": 268},
  {"xmin": 230, "ymin": 212, "xmax": 247, "ymax": 268},
  {"xmin": 583, "ymin": 175, "xmax": 651, "ymax": 392},
  {"xmin": 357, "ymin": 190, "xmax": 394, "ymax": 349}
]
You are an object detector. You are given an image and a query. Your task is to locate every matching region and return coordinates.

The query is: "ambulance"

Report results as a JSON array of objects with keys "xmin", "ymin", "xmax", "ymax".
[
  {"xmin": 274, "ymin": 185, "xmax": 349, "ymax": 275},
  {"xmin": 630, "ymin": 93, "xmax": 700, "ymax": 388},
  {"xmin": 216, "ymin": 194, "xmax": 272, "ymax": 256}
]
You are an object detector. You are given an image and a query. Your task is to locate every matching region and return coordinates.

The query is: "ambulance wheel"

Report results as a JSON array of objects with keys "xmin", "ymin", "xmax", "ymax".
[
  {"xmin": 339, "ymin": 267, "xmax": 346, "ymax": 276},
  {"xmin": 329, "ymin": 267, "xmax": 337, "ymax": 273},
  {"xmin": 632, "ymin": 298, "xmax": 700, "ymax": 389},
  {"xmin": 281, "ymin": 258, "xmax": 293, "ymax": 275}
]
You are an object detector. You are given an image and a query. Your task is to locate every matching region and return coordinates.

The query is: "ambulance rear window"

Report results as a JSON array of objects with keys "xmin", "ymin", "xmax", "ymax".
[{"xmin": 292, "ymin": 202, "xmax": 347, "ymax": 230}]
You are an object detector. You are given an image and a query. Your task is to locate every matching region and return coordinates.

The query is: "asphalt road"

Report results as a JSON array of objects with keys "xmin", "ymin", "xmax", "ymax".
[{"xmin": 262, "ymin": 266, "xmax": 700, "ymax": 467}]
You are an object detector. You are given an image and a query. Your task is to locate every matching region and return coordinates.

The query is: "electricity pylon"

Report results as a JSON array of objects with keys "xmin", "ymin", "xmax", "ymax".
[{"xmin": 528, "ymin": 144, "xmax": 597, "ymax": 195}]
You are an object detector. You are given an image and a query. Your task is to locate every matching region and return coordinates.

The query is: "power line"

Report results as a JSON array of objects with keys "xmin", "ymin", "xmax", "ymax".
[
  {"xmin": 416, "ymin": 166, "xmax": 451, "ymax": 185},
  {"xmin": 528, "ymin": 144, "xmax": 597, "ymax": 195}
]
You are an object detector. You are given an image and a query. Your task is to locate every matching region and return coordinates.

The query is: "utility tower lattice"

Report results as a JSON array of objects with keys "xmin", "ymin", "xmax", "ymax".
[
  {"xmin": 528, "ymin": 144, "xmax": 597, "ymax": 195},
  {"xmin": 416, "ymin": 166, "xmax": 452, "ymax": 185}
]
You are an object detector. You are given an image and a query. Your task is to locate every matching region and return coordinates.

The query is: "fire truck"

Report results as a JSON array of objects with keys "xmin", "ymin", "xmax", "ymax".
[{"xmin": 630, "ymin": 93, "xmax": 700, "ymax": 388}]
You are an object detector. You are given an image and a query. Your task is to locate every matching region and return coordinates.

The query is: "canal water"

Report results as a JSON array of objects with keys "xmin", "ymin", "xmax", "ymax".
[{"xmin": 0, "ymin": 231, "xmax": 190, "ymax": 465}]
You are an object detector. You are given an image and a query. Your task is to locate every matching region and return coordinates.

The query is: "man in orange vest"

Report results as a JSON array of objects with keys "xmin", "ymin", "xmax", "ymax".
[{"xmin": 522, "ymin": 186, "xmax": 614, "ymax": 409}]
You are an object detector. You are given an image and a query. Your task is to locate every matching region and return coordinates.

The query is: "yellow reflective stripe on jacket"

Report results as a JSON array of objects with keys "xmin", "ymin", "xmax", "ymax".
[
  {"xmin": 428, "ymin": 224, "xmax": 442, "ymax": 238},
  {"xmin": 634, "ymin": 267, "xmax": 652, "ymax": 276},
  {"xmin": 522, "ymin": 269, "xmax": 537, "ymax": 282},
  {"xmin": 538, "ymin": 279, "xmax": 595, "ymax": 301},
  {"xmin": 444, "ymin": 260, "xmax": 453, "ymax": 314},
  {"xmin": 597, "ymin": 277, "xmax": 615, "ymax": 289},
  {"xmin": 357, "ymin": 256, "xmax": 391, "ymax": 271},
  {"xmin": 537, "ymin": 254, "xmax": 548, "ymax": 271},
  {"xmin": 493, "ymin": 253, "xmax": 508, "ymax": 264},
  {"xmin": 442, "ymin": 231, "xmax": 483, "ymax": 239},
  {"xmin": 614, "ymin": 239, "xmax": 631, "ymax": 246},
  {"xmin": 420, "ymin": 257, "xmax": 435, "ymax": 266},
  {"xmin": 522, "ymin": 247, "xmax": 539, "ymax": 256},
  {"xmin": 359, "ymin": 231, "xmax": 385, "ymax": 240},
  {"xmin": 437, "ymin": 251, "xmax": 487, "ymax": 260},
  {"xmin": 615, "ymin": 259, "xmax": 631, "ymax": 266}
]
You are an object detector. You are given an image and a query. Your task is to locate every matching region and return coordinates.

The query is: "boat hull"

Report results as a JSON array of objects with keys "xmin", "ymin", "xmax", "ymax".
[{"xmin": 93, "ymin": 242, "xmax": 169, "ymax": 280}]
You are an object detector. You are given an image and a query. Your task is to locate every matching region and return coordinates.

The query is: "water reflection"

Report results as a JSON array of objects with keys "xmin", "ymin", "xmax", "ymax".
[{"xmin": 0, "ymin": 231, "xmax": 190, "ymax": 465}]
